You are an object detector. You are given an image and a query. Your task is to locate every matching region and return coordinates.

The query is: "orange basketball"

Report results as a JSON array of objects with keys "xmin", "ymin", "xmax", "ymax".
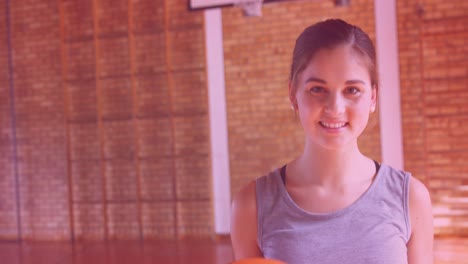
[{"xmin": 232, "ymin": 258, "xmax": 286, "ymax": 264}]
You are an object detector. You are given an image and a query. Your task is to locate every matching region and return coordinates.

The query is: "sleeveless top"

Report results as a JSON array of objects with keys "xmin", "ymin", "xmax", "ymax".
[{"xmin": 255, "ymin": 163, "xmax": 411, "ymax": 264}]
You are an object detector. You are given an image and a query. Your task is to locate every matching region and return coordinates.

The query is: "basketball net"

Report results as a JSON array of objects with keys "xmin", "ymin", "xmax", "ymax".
[{"xmin": 236, "ymin": 0, "xmax": 264, "ymax": 17}]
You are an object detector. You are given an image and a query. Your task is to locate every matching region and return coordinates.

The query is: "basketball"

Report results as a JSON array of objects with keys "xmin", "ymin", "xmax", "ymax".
[{"xmin": 232, "ymin": 258, "xmax": 287, "ymax": 264}]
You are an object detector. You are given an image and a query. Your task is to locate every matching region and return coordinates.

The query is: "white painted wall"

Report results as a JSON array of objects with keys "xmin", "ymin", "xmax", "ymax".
[
  {"xmin": 374, "ymin": 0, "xmax": 404, "ymax": 170},
  {"xmin": 204, "ymin": 8, "xmax": 231, "ymax": 234}
]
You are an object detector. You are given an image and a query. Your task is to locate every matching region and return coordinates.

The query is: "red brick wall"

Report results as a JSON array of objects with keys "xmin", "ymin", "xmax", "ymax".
[
  {"xmin": 397, "ymin": 0, "xmax": 468, "ymax": 235},
  {"xmin": 10, "ymin": 0, "xmax": 70, "ymax": 240},
  {"xmin": 0, "ymin": 0, "xmax": 211, "ymax": 241},
  {"xmin": 222, "ymin": 0, "xmax": 382, "ymax": 199},
  {"xmin": 0, "ymin": 0, "xmax": 19, "ymax": 241}
]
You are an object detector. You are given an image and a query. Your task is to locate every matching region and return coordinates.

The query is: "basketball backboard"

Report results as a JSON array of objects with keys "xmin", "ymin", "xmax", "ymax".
[
  {"xmin": 188, "ymin": 0, "xmax": 292, "ymax": 11},
  {"xmin": 188, "ymin": 0, "xmax": 351, "ymax": 10},
  {"xmin": 189, "ymin": 0, "xmax": 235, "ymax": 10},
  {"xmin": 189, "ymin": 0, "xmax": 271, "ymax": 16},
  {"xmin": 188, "ymin": 0, "xmax": 329, "ymax": 17}
]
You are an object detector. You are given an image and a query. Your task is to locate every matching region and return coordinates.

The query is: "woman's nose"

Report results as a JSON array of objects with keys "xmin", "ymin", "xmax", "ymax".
[{"xmin": 324, "ymin": 93, "xmax": 345, "ymax": 115}]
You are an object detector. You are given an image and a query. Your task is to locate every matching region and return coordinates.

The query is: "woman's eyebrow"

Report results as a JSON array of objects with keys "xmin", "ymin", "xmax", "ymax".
[
  {"xmin": 345, "ymin": 80, "xmax": 366, "ymax": 85},
  {"xmin": 304, "ymin": 78, "xmax": 366, "ymax": 85},
  {"xmin": 304, "ymin": 77, "xmax": 326, "ymax": 84}
]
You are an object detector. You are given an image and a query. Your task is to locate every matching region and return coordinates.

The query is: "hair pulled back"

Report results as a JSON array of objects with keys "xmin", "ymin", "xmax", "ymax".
[{"xmin": 289, "ymin": 19, "xmax": 378, "ymax": 93}]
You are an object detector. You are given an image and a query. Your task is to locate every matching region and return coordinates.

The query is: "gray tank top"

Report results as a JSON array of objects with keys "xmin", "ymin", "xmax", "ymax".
[{"xmin": 256, "ymin": 163, "xmax": 411, "ymax": 264}]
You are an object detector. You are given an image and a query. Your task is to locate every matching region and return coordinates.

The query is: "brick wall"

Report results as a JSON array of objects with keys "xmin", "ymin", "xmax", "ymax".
[
  {"xmin": 0, "ymin": 0, "xmax": 18, "ymax": 241},
  {"xmin": 0, "ymin": 0, "xmax": 211, "ymax": 241},
  {"xmin": 397, "ymin": 0, "xmax": 468, "ymax": 235},
  {"xmin": 11, "ymin": 0, "xmax": 69, "ymax": 240},
  {"xmin": 222, "ymin": 0, "xmax": 382, "ymax": 199}
]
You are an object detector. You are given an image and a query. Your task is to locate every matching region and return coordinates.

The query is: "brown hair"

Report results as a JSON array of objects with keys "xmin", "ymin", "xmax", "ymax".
[{"xmin": 289, "ymin": 19, "xmax": 378, "ymax": 93}]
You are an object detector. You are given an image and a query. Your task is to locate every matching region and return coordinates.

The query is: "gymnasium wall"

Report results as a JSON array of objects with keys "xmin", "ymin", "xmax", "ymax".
[
  {"xmin": 398, "ymin": 0, "xmax": 468, "ymax": 235},
  {"xmin": 0, "ymin": 0, "xmax": 466, "ymax": 241},
  {"xmin": 0, "ymin": 0, "xmax": 212, "ymax": 241}
]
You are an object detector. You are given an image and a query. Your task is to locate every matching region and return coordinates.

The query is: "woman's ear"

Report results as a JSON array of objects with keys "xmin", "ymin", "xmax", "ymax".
[
  {"xmin": 370, "ymin": 84, "xmax": 378, "ymax": 113},
  {"xmin": 289, "ymin": 81, "xmax": 298, "ymax": 110}
]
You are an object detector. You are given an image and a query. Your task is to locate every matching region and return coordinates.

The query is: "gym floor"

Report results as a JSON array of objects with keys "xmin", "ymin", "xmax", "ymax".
[{"xmin": 0, "ymin": 237, "xmax": 466, "ymax": 264}]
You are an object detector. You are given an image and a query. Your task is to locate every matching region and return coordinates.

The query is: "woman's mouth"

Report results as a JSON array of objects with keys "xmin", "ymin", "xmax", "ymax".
[{"xmin": 319, "ymin": 121, "xmax": 347, "ymax": 129}]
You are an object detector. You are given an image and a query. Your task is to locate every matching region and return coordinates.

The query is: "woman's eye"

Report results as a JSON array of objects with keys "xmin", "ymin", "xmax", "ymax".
[
  {"xmin": 346, "ymin": 87, "xmax": 360, "ymax": 94},
  {"xmin": 309, "ymin": 86, "xmax": 326, "ymax": 93}
]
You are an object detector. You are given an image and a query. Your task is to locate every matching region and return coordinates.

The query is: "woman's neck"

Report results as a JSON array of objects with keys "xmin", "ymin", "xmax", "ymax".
[{"xmin": 290, "ymin": 141, "xmax": 372, "ymax": 187}]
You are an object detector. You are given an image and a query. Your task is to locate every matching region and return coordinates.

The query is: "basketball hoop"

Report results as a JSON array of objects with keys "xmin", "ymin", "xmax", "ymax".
[{"xmin": 236, "ymin": 0, "xmax": 264, "ymax": 17}]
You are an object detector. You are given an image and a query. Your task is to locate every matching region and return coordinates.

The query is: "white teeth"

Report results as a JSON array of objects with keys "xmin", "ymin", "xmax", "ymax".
[{"xmin": 321, "ymin": 122, "xmax": 346, "ymax": 128}]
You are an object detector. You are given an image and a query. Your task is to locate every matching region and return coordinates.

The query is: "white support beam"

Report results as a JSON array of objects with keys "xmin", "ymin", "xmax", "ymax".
[
  {"xmin": 204, "ymin": 8, "xmax": 231, "ymax": 234},
  {"xmin": 374, "ymin": 0, "xmax": 404, "ymax": 170}
]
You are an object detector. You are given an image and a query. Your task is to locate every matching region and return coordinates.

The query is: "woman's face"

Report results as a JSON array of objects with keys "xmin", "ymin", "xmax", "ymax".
[{"xmin": 290, "ymin": 44, "xmax": 377, "ymax": 150}]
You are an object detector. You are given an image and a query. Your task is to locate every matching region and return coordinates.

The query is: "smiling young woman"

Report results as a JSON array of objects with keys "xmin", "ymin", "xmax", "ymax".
[
  {"xmin": 230, "ymin": 19, "xmax": 433, "ymax": 264},
  {"xmin": 292, "ymin": 44, "xmax": 376, "ymax": 151}
]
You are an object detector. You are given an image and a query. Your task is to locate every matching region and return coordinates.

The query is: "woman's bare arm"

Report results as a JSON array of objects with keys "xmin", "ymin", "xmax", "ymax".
[
  {"xmin": 407, "ymin": 176, "xmax": 434, "ymax": 264},
  {"xmin": 230, "ymin": 180, "xmax": 263, "ymax": 260}
]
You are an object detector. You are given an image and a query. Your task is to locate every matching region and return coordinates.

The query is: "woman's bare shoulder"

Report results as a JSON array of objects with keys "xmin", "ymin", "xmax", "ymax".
[
  {"xmin": 231, "ymin": 180, "xmax": 263, "ymax": 259},
  {"xmin": 407, "ymin": 175, "xmax": 433, "ymax": 264},
  {"xmin": 232, "ymin": 180, "xmax": 257, "ymax": 210}
]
